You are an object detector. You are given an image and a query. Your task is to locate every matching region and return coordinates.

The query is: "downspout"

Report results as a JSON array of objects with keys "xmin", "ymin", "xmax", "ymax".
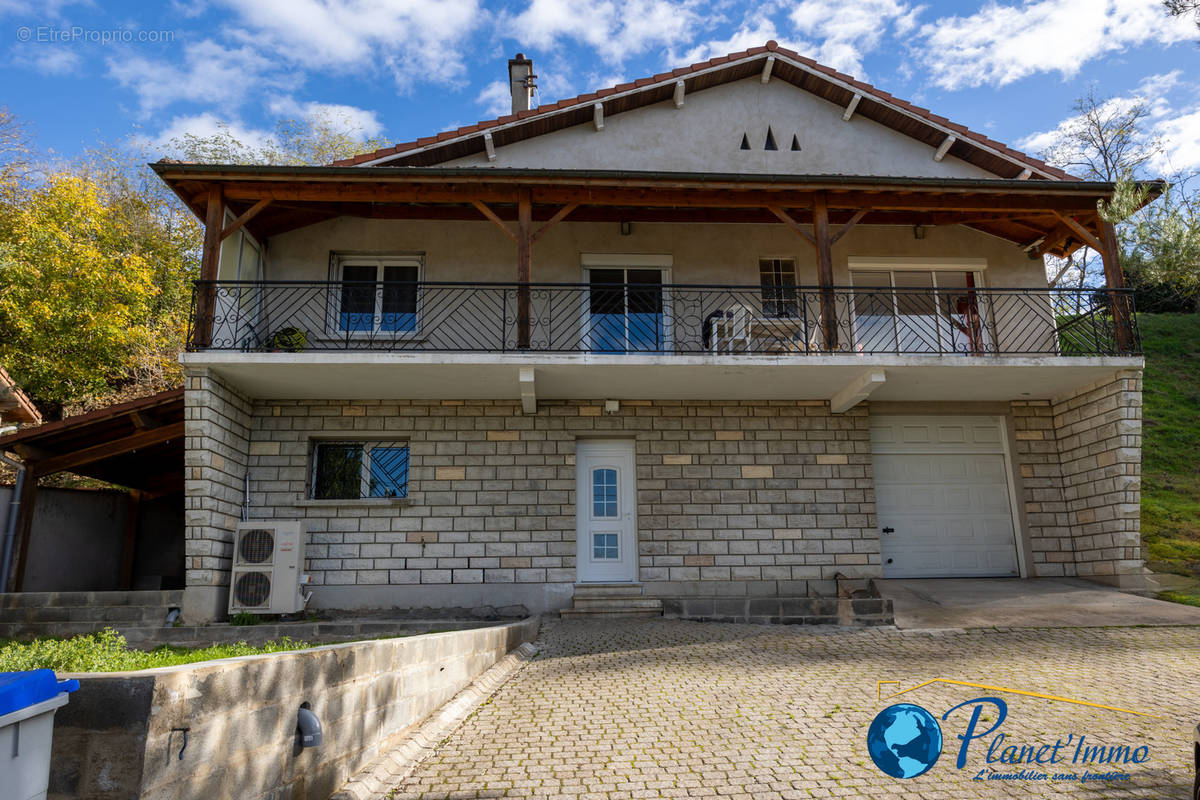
[{"xmin": 0, "ymin": 452, "xmax": 26, "ymax": 593}]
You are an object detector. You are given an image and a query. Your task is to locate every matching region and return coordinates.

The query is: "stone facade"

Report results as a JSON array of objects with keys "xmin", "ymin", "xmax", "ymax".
[{"xmin": 181, "ymin": 371, "xmax": 1144, "ymax": 620}]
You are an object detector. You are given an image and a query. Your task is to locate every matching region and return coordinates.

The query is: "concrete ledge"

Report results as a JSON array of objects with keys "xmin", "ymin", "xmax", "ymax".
[{"xmin": 50, "ymin": 617, "xmax": 540, "ymax": 800}]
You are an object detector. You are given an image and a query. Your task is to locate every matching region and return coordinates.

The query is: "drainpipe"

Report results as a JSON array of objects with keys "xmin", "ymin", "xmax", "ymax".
[{"xmin": 0, "ymin": 452, "xmax": 26, "ymax": 594}]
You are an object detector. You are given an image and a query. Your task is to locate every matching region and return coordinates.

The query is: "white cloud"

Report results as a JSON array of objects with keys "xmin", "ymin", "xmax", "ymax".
[
  {"xmin": 144, "ymin": 112, "xmax": 274, "ymax": 154},
  {"xmin": 508, "ymin": 0, "xmax": 704, "ymax": 64},
  {"xmin": 918, "ymin": 0, "xmax": 1195, "ymax": 91},
  {"xmin": 672, "ymin": 16, "xmax": 788, "ymax": 65},
  {"xmin": 10, "ymin": 44, "xmax": 81, "ymax": 75},
  {"xmin": 475, "ymin": 80, "xmax": 512, "ymax": 118},
  {"xmin": 1017, "ymin": 71, "xmax": 1200, "ymax": 175},
  {"xmin": 106, "ymin": 39, "xmax": 293, "ymax": 114},
  {"xmin": 266, "ymin": 98, "xmax": 384, "ymax": 137},
  {"xmin": 214, "ymin": 0, "xmax": 484, "ymax": 87},
  {"xmin": 788, "ymin": 0, "xmax": 920, "ymax": 77}
]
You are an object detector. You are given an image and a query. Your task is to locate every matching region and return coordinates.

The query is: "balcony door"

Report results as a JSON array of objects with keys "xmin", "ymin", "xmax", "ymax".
[
  {"xmin": 333, "ymin": 254, "xmax": 421, "ymax": 336},
  {"xmin": 583, "ymin": 261, "xmax": 670, "ymax": 353},
  {"xmin": 849, "ymin": 261, "xmax": 991, "ymax": 354}
]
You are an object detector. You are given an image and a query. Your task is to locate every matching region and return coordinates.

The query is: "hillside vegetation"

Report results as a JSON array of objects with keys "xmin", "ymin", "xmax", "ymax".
[{"xmin": 1138, "ymin": 313, "xmax": 1200, "ymax": 575}]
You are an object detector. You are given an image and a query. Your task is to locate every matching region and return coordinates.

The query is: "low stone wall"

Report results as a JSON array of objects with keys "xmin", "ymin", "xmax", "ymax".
[{"xmin": 49, "ymin": 617, "xmax": 539, "ymax": 800}]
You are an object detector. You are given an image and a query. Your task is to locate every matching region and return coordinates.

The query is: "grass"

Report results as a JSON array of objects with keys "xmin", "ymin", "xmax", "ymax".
[
  {"xmin": 1136, "ymin": 313, "xmax": 1200, "ymax": 581},
  {"xmin": 1157, "ymin": 591, "xmax": 1200, "ymax": 608},
  {"xmin": 0, "ymin": 628, "xmax": 314, "ymax": 673}
]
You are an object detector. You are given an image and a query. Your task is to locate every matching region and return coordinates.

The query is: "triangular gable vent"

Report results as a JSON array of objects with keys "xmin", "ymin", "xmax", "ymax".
[{"xmin": 764, "ymin": 127, "xmax": 777, "ymax": 151}]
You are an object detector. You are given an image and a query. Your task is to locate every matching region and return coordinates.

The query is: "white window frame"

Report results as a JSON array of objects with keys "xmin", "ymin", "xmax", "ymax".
[
  {"xmin": 329, "ymin": 253, "xmax": 424, "ymax": 339},
  {"xmin": 847, "ymin": 257, "xmax": 991, "ymax": 354},
  {"xmin": 579, "ymin": 253, "xmax": 674, "ymax": 353}
]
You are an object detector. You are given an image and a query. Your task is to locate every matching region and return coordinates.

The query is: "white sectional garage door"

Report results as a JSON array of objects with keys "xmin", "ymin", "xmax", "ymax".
[{"xmin": 871, "ymin": 415, "xmax": 1020, "ymax": 578}]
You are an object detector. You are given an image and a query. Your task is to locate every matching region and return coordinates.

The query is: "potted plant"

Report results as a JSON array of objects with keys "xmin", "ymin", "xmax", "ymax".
[{"xmin": 265, "ymin": 326, "xmax": 308, "ymax": 352}]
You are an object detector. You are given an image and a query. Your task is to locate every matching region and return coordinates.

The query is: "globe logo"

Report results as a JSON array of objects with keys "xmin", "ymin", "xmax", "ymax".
[{"xmin": 866, "ymin": 703, "xmax": 943, "ymax": 778}]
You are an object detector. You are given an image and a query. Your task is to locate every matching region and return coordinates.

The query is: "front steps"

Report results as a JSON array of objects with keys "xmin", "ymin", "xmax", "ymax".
[
  {"xmin": 0, "ymin": 590, "xmax": 182, "ymax": 640},
  {"xmin": 560, "ymin": 583, "xmax": 663, "ymax": 618}
]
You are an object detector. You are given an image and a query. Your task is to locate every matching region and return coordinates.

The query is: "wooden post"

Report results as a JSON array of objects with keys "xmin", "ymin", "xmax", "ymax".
[
  {"xmin": 119, "ymin": 491, "xmax": 141, "ymax": 591},
  {"xmin": 517, "ymin": 189, "xmax": 532, "ymax": 349},
  {"xmin": 10, "ymin": 474, "xmax": 37, "ymax": 592},
  {"xmin": 1099, "ymin": 220, "xmax": 1135, "ymax": 353},
  {"xmin": 195, "ymin": 185, "xmax": 224, "ymax": 349},
  {"xmin": 813, "ymin": 192, "xmax": 839, "ymax": 350}
]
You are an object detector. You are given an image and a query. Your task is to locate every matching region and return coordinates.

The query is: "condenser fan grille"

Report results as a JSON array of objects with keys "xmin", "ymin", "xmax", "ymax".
[
  {"xmin": 234, "ymin": 572, "xmax": 271, "ymax": 607},
  {"xmin": 239, "ymin": 529, "xmax": 275, "ymax": 564}
]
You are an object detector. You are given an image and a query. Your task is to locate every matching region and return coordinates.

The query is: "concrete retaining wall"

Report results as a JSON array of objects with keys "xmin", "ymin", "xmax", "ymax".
[{"xmin": 49, "ymin": 617, "xmax": 539, "ymax": 800}]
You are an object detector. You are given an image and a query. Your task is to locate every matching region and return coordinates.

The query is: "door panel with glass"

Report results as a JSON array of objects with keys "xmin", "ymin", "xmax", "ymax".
[
  {"xmin": 850, "ymin": 268, "xmax": 991, "ymax": 354},
  {"xmin": 587, "ymin": 268, "xmax": 666, "ymax": 353}
]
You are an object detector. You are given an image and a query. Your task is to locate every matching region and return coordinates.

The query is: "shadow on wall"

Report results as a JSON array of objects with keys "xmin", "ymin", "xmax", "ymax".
[{"xmin": 0, "ymin": 485, "xmax": 184, "ymax": 592}]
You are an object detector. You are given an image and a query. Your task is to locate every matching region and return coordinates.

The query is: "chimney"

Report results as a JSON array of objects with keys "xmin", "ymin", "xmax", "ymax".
[{"xmin": 508, "ymin": 53, "xmax": 536, "ymax": 114}]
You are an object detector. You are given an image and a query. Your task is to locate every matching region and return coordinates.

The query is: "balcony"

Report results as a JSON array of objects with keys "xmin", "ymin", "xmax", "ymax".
[{"xmin": 188, "ymin": 280, "xmax": 1139, "ymax": 358}]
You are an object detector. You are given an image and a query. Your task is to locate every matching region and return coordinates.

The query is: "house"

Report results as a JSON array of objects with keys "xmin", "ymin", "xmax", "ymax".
[{"xmin": 155, "ymin": 42, "xmax": 1149, "ymax": 624}]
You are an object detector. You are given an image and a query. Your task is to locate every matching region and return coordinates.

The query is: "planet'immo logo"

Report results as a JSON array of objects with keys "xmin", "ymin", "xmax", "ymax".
[{"xmin": 866, "ymin": 703, "xmax": 943, "ymax": 778}]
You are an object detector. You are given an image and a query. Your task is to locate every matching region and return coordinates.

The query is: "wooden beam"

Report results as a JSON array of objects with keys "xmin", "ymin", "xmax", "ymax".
[
  {"xmin": 831, "ymin": 370, "xmax": 886, "ymax": 413},
  {"xmin": 1017, "ymin": 168, "xmax": 1033, "ymax": 180},
  {"xmin": 483, "ymin": 132, "xmax": 496, "ymax": 162},
  {"xmin": 830, "ymin": 208, "xmax": 870, "ymax": 245},
  {"xmin": 531, "ymin": 203, "xmax": 578, "ymax": 244},
  {"xmin": 10, "ymin": 475, "xmax": 37, "ymax": 592},
  {"xmin": 517, "ymin": 188, "xmax": 532, "ymax": 349},
  {"xmin": 767, "ymin": 206, "xmax": 817, "ymax": 249},
  {"xmin": 592, "ymin": 103, "xmax": 604, "ymax": 131},
  {"xmin": 1099, "ymin": 220, "xmax": 1135, "ymax": 353},
  {"xmin": 129, "ymin": 410, "xmax": 163, "ymax": 430},
  {"xmin": 933, "ymin": 135, "xmax": 957, "ymax": 162},
  {"xmin": 219, "ymin": 198, "xmax": 271, "ymax": 242},
  {"xmin": 194, "ymin": 185, "xmax": 224, "ymax": 349},
  {"xmin": 673, "ymin": 81, "xmax": 685, "ymax": 109},
  {"xmin": 813, "ymin": 192, "xmax": 839, "ymax": 350},
  {"xmin": 1052, "ymin": 211, "xmax": 1104, "ymax": 252},
  {"xmin": 760, "ymin": 56, "xmax": 775, "ymax": 84},
  {"xmin": 119, "ymin": 491, "xmax": 141, "ymax": 590},
  {"xmin": 32, "ymin": 422, "xmax": 185, "ymax": 477},
  {"xmin": 843, "ymin": 93, "xmax": 862, "ymax": 121},
  {"xmin": 471, "ymin": 201, "xmax": 519, "ymax": 244}
]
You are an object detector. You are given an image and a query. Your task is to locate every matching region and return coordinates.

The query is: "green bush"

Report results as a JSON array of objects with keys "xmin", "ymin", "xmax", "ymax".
[{"xmin": 0, "ymin": 628, "xmax": 312, "ymax": 673}]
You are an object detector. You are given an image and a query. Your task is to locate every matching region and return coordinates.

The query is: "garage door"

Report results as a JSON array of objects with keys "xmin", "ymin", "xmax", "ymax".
[{"xmin": 871, "ymin": 415, "xmax": 1020, "ymax": 578}]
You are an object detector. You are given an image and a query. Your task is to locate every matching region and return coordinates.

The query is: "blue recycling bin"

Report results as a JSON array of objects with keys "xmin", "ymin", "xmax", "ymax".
[{"xmin": 0, "ymin": 670, "xmax": 79, "ymax": 800}]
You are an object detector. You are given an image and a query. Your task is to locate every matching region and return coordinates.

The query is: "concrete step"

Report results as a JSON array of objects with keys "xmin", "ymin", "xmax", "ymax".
[
  {"xmin": 0, "ymin": 590, "xmax": 182, "ymax": 610},
  {"xmin": 570, "ymin": 597, "xmax": 664, "ymax": 611},
  {"xmin": 572, "ymin": 583, "xmax": 645, "ymax": 599},
  {"xmin": 0, "ymin": 605, "xmax": 174, "ymax": 624},
  {"xmin": 560, "ymin": 607, "xmax": 662, "ymax": 619}
]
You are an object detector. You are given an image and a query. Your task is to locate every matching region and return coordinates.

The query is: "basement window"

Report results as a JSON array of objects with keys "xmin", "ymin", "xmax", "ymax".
[{"xmin": 311, "ymin": 441, "xmax": 410, "ymax": 500}]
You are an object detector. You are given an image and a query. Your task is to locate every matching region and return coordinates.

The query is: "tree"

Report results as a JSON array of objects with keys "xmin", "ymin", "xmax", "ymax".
[
  {"xmin": 1037, "ymin": 89, "xmax": 1162, "ymax": 288},
  {"xmin": 0, "ymin": 173, "xmax": 176, "ymax": 415},
  {"xmin": 1165, "ymin": 0, "xmax": 1200, "ymax": 31},
  {"xmin": 166, "ymin": 108, "xmax": 390, "ymax": 166}
]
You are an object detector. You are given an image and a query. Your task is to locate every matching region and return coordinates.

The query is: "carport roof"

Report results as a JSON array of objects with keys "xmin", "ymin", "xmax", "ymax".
[{"xmin": 0, "ymin": 388, "xmax": 184, "ymax": 495}]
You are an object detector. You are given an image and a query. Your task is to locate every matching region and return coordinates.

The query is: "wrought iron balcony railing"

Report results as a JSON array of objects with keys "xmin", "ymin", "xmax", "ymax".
[{"xmin": 187, "ymin": 280, "xmax": 1140, "ymax": 357}]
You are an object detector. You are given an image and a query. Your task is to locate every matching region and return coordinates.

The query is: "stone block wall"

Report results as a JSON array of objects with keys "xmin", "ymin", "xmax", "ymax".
[
  {"xmin": 1010, "ymin": 400, "xmax": 1074, "ymax": 577},
  {"xmin": 233, "ymin": 398, "xmax": 877, "ymax": 613},
  {"xmin": 49, "ymin": 618, "xmax": 538, "ymax": 800},
  {"xmin": 1051, "ymin": 369, "xmax": 1143, "ymax": 587},
  {"xmin": 183, "ymin": 369, "xmax": 253, "ymax": 621}
]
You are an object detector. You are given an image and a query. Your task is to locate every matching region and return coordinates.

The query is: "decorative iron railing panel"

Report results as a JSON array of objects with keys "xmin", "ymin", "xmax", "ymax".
[{"xmin": 187, "ymin": 281, "xmax": 1140, "ymax": 357}]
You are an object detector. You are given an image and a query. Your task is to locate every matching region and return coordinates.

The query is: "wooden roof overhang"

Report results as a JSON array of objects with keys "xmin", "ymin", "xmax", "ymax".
[
  {"xmin": 152, "ymin": 163, "xmax": 1161, "ymax": 260},
  {"xmin": 0, "ymin": 388, "xmax": 184, "ymax": 494}
]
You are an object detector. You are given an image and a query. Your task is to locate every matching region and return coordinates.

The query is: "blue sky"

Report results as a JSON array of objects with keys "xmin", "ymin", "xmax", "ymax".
[{"xmin": 2, "ymin": 0, "xmax": 1199, "ymax": 174}]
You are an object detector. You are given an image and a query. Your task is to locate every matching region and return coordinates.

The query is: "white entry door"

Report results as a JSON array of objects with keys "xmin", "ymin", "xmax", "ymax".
[
  {"xmin": 871, "ymin": 416, "xmax": 1021, "ymax": 578},
  {"xmin": 575, "ymin": 440, "xmax": 638, "ymax": 583}
]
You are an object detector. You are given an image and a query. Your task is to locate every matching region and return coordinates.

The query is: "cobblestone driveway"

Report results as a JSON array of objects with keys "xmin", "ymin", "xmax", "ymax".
[{"xmin": 393, "ymin": 619, "xmax": 1200, "ymax": 799}]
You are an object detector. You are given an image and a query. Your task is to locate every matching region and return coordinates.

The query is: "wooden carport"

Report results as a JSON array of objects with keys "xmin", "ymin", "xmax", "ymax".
[{"xmin": 0, "ymin": 388, "xmax": 184, "ymax": 591}]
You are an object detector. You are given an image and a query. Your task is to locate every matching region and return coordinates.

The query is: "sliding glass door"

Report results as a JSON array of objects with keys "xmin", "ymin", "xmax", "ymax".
[
  {"xmin": 587, "ymin": 268, "xmax": 667, "ymax": 353},
  {"xmin": 850, "ymin": 269, "xmax": 990, "ymax": 354}
]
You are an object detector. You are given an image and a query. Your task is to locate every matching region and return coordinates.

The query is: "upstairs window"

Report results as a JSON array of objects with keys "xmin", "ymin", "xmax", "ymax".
[
  {"xmin": 311, "ymin": 441, "xmax": 410, "ymax": 499},
  {"xmin": 334, "ymin": 255, "xmax": 421, "ymax": 334},
  {"xmin": 759, "ymin": 258, "xmax": 798, "ymax": 318}
]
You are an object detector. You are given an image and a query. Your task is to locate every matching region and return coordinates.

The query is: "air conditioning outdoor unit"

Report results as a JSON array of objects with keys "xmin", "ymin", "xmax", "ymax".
[{"xmin": 228, "ymin": 520, "xmax": 310, "ymax": 615}]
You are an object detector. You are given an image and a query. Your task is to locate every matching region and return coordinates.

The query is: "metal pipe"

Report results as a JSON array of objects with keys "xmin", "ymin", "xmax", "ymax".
[{"xmin": 0, "ymin": 452, "xmax": 27, "ymax": 594}]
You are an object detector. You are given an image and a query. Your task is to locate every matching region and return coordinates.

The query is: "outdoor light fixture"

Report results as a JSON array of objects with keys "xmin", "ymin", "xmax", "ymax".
[
  {"xmin": 619, "ymin": 221, "xmax": 632, "ymax": 236},
  {"xmin": 913, "ymin": 225, "xmax": 926, "ymax": 240}
]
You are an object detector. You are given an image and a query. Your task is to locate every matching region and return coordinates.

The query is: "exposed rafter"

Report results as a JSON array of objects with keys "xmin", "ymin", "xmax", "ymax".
[
  {"xmin": 483, "ymin": 132, "xmax": 496, "ymax": 162},
  {"xmin": 842, "ymin": 93, "xmax": 862, "ymax": 122},
  {"xmin": 593, "ymin": 103, "xmax": 605, "ymax": 131},
  {"xmin": 673, "ymin": 80, "xmax": 685, "ymax": 109},
  {"xmin": 933, "ymin": 135, "xmax": 957, "ymax": 163},
  {"xmin": 760, "ymin": 56, "xmax": 775, "ymax": 83}
]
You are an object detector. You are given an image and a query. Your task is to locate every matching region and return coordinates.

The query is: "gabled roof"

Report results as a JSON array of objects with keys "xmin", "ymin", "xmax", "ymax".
[{"xmin": 336, "ymin": 41, "xmax": 1074, "ymax": 182}]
